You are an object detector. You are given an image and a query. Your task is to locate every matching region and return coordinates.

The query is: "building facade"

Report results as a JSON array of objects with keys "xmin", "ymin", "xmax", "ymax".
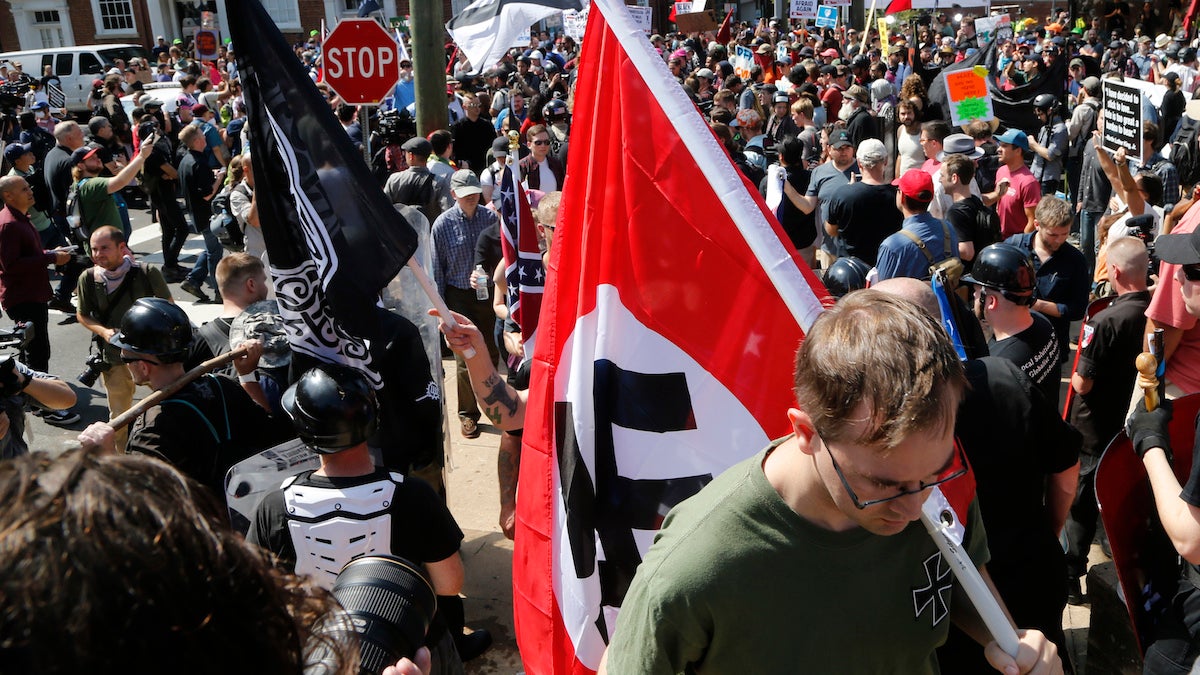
[{"xmin": 0, "ymin": 0, "xmax": 452, "ymax": 53}]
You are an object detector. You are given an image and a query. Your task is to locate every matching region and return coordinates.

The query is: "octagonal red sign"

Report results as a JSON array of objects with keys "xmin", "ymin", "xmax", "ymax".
[{"xmin": 322, "ymin": 19, "xmax": 400, "ymax": 106}]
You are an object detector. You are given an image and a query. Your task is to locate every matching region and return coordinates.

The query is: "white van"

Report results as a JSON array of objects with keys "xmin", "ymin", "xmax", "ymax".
[{"xmin": 0, "ymin": 44, "xmax": 150, "ymax": 114}]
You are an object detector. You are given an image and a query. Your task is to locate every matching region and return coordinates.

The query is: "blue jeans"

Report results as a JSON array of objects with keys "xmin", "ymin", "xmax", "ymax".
[
  {"xmin": 1080, "ymin": 210, "xmax": 1102, "ymax": 276},
  {"xmin": 185, "ymin": 227, "xmax": 223, "ymax": 291}
]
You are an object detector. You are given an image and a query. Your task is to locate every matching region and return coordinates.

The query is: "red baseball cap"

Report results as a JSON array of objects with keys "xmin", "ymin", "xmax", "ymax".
[{"xmin": 892, "ymin": 169, "xmax": 935, "ymax": 202}]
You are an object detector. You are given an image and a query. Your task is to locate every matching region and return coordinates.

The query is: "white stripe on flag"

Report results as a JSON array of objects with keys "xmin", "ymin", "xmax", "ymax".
[{"xmin": 592, "ymin": 0, "xmax": 824, "ymax": 331}]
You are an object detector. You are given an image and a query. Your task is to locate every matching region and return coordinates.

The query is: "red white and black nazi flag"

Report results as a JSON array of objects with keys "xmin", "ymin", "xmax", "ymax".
[
  {"xmin": 511, "ymin": 0, "xmax": 831, "ymax": 671},
  {"xmin": 229, "ymin": 0, "xmax": 418, "ymax": 383}
]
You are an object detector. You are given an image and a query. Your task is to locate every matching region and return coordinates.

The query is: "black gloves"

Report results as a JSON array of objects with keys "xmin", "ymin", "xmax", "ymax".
[{"xmin": 1127, "ymin": 398, "xmax": 1173, "ymax": 461}]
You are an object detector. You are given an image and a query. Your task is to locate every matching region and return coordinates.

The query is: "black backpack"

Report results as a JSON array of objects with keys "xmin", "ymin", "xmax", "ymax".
[
  {"xmin": 974, "ymin": 201, "xmax": 1002, "ymax": 248},
  {"xmin": 209, "ymin": 186, "xmax": 244, "ymax": 252},
  {"xmin": 1169, "ymin": 114, "xmax": 1200, "ymax": 188}
]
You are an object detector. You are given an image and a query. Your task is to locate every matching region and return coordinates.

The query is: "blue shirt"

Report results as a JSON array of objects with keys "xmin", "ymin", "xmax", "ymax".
[
  {"xmin": 875, "ymin": 211, "xmax": 958, "ymax": 281},
  {"xmin": 431, "ymin": 203, "xmax": 499, "ymax": 298},
  {"xmin": 1004, "ymin": 232, "xmax": 1090, "ymax": 362}
]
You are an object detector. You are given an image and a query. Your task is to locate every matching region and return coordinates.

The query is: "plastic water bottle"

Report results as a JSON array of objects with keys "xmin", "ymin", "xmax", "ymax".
[{"xmin": 474, "ymin": 265, "xmax": 489, "ymax": 300}]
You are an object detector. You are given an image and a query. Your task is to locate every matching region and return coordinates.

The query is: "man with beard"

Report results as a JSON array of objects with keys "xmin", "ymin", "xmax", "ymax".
[{"xmin": 842, "ymin": 84, "xmax": 879, "ymax": 147}]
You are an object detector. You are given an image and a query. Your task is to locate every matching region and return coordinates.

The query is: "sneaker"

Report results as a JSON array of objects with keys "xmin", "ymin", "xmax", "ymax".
[
  {"xmin": 455, "ymin": 628, "xmax": 493, "ymax": 662},
  {"xmin": 180, "ymin": 280, "xmax": 212, "ymax": 303},
  {"xmin": 461, "ymin": 418, "xmax": 480, "ymax": 439},
  {"xmin": 47, "ymin": 297, "xmax": 76, "ymax": 313},
  {"xmin": 37, "ymin": 408, "xmax": 80, "ymax": 426}
]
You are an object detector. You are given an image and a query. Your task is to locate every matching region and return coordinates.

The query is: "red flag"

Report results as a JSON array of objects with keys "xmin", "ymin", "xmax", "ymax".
[
  {"xmin": 886, "ymin": 0, "xmax": 913, "ymax": 11},
  {"xmin": 715, "ymin": 8, "xmax": 734, "ymax": 44},
  {"xmin": 512, "ymin": 0, "xmax": 829, "ymax": 671},
  {"xmin": 498, "ymin": 159, "xmax": 543, "ymax": 356},
  {"xmin": 668, "ymin": 2, "xmax": 677, "ymax": 22}
]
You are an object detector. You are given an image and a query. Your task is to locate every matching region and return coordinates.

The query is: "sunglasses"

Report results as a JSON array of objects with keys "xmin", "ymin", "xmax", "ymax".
[
  {"xmin": 531, "ymin": 139, "xmax": 551, "ymax": 146},
  {"xmin": 1182, "ymin": 263, "xmax": 1200, "ymax": 282}
]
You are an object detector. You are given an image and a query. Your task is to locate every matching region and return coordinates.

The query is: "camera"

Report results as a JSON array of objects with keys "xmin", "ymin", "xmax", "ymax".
[
  {"xmin": 77, "ymin": 337, "xmax": 111, "ymax": 387},
  {"xmin": 370, "ymin": 108, "xmax": 415, "ymax": 149},
  {"xmin": 315, "ymin": 555, "xmax": 437, "ymax": 674}
]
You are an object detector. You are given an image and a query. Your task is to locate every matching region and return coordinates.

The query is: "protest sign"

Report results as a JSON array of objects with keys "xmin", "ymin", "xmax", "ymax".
[
  {"xmin": 815, "ymin": 5, "xmax": 838, "ymax": 27},
  {"xmin": 944, "ymin": 67, "xmax": 993, "ymax": 127},
  {"xmin": 1102, "ymin": 80, "xmax": 1145, "ymax": 165},
  {"xmin": 627, "ymin": 5, "xmax": 653, "ymax": 33},
  {"xmin": 791, "ymin": 0, "xmax": 818, "ymax": 19},
  {"xmin": 879, "ymin": 18, "xmax": 890, "ymax": 57},
  {"xmin": 563, "ymin": 8, "xmax": 589, "ymax": 40},
  {"xmin": 975, "ymin": 14, "xmax": 1010, "ymax": 44},
  {"xmin": 733, "ymin": 44, "xmax": 753, "ymax": 79},
  {"xmin": 823, "ymin": 0, "xmax": 852, "ymax": 6}
]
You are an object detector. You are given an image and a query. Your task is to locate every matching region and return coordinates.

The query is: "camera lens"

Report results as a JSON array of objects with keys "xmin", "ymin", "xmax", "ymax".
[{"xmin": 327, "ymin": 555, "xmax": 437, "ymax": 674}]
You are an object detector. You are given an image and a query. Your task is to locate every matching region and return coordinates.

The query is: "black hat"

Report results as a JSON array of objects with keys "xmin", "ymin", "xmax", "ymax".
[
  {"xmin": 400, "ymin": 136, "xmax": 432, "ymax": 155},
  {"xmin": 109, "ymin": 298, "xmax": 194, "ymax": 363},
  {"xmin": 961, "ymin": 243, "xmax": 1037, "ymax": 305}
]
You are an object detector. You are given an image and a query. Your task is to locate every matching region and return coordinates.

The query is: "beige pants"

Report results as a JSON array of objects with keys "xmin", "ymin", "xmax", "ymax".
[{"xmin": 101, "ymin": 364, "xmax": 135, "ymax": 452}]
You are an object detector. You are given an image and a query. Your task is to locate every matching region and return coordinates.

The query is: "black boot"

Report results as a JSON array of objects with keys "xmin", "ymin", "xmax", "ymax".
[{"xmin": 439, "ymin": 594, "xmax": 493, "ymax": 662}]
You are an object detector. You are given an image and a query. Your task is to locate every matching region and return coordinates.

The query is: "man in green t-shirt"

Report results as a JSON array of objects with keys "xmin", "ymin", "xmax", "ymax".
[{"xmin": 70, "ymin": 139, "xmax": 152, "ymax": 249}]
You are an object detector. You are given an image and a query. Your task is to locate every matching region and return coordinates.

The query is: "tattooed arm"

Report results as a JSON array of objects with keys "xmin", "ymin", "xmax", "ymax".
[{"xmin": 431, "ymin": 309, "xmax": 528, "ymax": 430}]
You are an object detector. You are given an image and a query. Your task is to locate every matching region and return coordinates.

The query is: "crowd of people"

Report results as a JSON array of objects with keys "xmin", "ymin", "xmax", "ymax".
[{"xmin": 5, "ymin": 2, "xmax": 1200, "ymax": 671}]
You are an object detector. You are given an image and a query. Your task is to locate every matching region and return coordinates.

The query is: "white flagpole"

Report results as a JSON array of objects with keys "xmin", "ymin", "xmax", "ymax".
[
  {"xmin": 921, "ymin": 488, "xmax": 1021, "ymax": 659},
  {"xmin": 406, "ymin": 258, "xmax": 476, "ymax": 358}
]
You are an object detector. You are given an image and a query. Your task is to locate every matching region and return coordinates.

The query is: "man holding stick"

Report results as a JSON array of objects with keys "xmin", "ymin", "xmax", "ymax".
[
  {"xmin": 77, "ymin": 298, "xmax": 283, "ymax": 499},
  {"xmin": 1123, "ymin": 226, "xmax": 1200, "ymax": 673},
  {"xmin": 433, "ymin": 294, "xmax": 1063, "ymax": 674}
]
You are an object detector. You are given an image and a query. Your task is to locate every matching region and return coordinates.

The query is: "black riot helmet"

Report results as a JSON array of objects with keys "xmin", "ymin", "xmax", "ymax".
[
  {"xmin": 108, "ymin": 297, "xmax": 193, "ymax": 363},
  {"xmin": 281, "ymin": 363, "xmax": 379, "ymax": 454},
  {"xmin": 542, "ymin": 98, "xmax": 568, "ymax": 122},
  {"xmin": 1032, "ymin": 93, "xmax": 1057, "ymax": 111},
  {"xmin": 823, "ymin": 256, "xmax": 871, "ymax": 298},
  {"xmin": 961, "ymin": 243, "xmax": 1037, "ymax": 306}
]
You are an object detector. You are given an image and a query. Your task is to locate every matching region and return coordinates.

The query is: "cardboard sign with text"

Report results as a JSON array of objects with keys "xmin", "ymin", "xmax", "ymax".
[
  {"xmin": 945, "ymin": 67, "xmax": 993, "ymax": 127},
  {"xmin": 627, "ymin": 5, "xmax": 653, "ymax": 33},
  {"xmin": 791, "ymin": 0, "xmax": 818, "ymax": 19},
  {"xmin": 675, "ymin": 8, "xmax": 719, "ymax": 32},
  {"xmin": 878, "ymin": 18, "xmax": 890, "ymax": 57},
  {"xmin": 1103, "ymin": 80, "xmax": 1145, "ymax": 166}
]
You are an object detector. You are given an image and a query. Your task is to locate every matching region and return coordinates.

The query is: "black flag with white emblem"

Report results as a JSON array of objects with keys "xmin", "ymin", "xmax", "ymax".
[{"xmin": 230, "ymin": 0, "xmax": 418, "ymax": 384}]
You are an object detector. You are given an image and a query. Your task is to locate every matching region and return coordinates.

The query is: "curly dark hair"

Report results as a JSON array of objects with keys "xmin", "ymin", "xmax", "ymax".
[{"xmin": 0, "ymin": 448, "xmax": 355, "ymax": 674}]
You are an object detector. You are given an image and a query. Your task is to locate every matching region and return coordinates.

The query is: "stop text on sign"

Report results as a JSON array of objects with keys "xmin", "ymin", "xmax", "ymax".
[{"xmin": 325, "ymin": 46, "xmax": 396, "ymax": 79}]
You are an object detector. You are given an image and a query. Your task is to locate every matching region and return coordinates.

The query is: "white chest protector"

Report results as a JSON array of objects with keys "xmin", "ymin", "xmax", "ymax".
[{"xmin": 282, "ymin": 471, "xmax": 403, "ymax": 590}]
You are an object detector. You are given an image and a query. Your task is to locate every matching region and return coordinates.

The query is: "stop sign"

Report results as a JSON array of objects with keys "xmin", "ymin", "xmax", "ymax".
[{"xmin": 322, "ymin": 19, "xmax": 400, "ymax": 106}]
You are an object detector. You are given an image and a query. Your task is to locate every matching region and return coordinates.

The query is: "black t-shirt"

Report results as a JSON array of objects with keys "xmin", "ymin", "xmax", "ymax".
[
  {"xmin": 141, "ymin": 138, "xmax": 175, "ymax": 194},
  {"xmin": 759, "ymin": 166, "xmax": 817, "ymax": 250},
  {"xmin": 826, "ymin": 181, "xmax": 902, "ymax": 265},
  {"xmin": 367, "ymin": 309, "xmax": 444, "ymax": 473},
  {"xmin": 178, "ymin": 149, "xmax": 213, "ymax": 225},
  {"xmin": 1068, "ymin": 291, "xmax": 1152, "ymax": 456},
  {"xmin": 989, "ymin": 313, "xmax": 1060, "ymax": 405},
  {"xmin": 945, "ymin": 195, "xmax": 996, "ymax": 273},
  {"xmin": 128, "ymin": 373, "xmax": 285, "ymax": 498},
  {"xmin": 940, "ymin": 356, "xmax": 1080, "ymax": 673},
  {"xmin": 43, "ymin": 144, "xmax": 73, "ymax": 214}
]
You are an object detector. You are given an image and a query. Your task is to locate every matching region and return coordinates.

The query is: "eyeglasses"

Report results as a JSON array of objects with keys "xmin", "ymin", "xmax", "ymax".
[
  {"xmin": 120, "ymin": 354, "xmax": 160, "ymax": 366},
  {"xmin": 823, "ymin": 434, "xmax": 968, "ymax": 509},
  {"xmin": 1181, "ymin": 263, "xmax": 1200, "ymax": 282},
  {"xmin": 531, "ymin": 139, "xmax": 551, "ymax": 146}
]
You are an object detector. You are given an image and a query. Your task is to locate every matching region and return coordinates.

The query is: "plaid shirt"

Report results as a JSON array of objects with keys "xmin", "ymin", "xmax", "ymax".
[
  {"xmin": 1136, "ymin": 152, "xmax": 1181, "ymax": 213},
  {"xmin": 431, "ymin": 202, "xmax": 498, "ymax": 298}
]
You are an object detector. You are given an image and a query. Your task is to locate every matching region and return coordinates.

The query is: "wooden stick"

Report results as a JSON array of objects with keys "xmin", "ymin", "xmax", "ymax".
[
  {"xmin": 109, "ymin": 345, "xmax": 251, "ymax": 430},
  {"xmin": 406, "ymin": 257, "xmax": 475, "ymax": 358},
  {"xmin": 1136, "ymin": 352, "xmax": 1159, "ymax": 413}
]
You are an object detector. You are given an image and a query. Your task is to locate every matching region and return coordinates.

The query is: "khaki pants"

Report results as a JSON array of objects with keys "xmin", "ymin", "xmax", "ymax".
[{"xmin": 101, "ymin": 364, "xmax": 135, "ymax": 452}]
